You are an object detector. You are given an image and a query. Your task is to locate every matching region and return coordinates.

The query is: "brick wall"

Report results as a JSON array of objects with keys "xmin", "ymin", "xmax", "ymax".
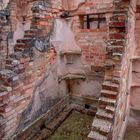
[
  {"xmin": 0, "ymin": 3, "xmax": 11, "ymax": 69},
  {"xmin": 67, "ymin": 2, "xmax": 110, "ymax": 99},
  {"xmin": 0, "ymin": 0, "xmax": 66, "ymax": 139},
  {"xmin": 112, "ymin": 0, "xmax": 137, "ymax": 139},
  {"xmin": 130, "ymin": 0, "xmax": 140, "ymax": 110},
  {"xmin": 73, "ymin": 21, "xmax": 108, "ymax": 67},
  {"xmin": 67, "ymin": 0, "xmax": 114, "ymax": 14}
]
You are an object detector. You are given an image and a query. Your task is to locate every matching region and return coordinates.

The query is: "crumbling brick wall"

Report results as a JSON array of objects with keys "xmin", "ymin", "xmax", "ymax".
[
  {"xmin": 0, "ymin": 0, "xmax": 66, "ymax": 139},
  {"xmin": 111, "ymin": 0, "xmax": 137, "ymax": 139},
  {"xmin": 0, "ymin": 1, "xmax": 11, "ymax": 68},
  {"xmin": 67, "ymin": 0, "xmax": 114, "ymax": 98},
  {"xmin": 130, "ymin": 0, "xmax": 140, "ymax": 110}
]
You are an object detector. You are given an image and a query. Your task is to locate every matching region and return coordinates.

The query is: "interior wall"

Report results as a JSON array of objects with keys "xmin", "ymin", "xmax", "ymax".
[
  {"xmin": 70, "ymin": 10, "xmax": 108, "ymax": 98},
  {"xmin": 130, "ymin": 1, "xmax": 140, "ymax": 110}
]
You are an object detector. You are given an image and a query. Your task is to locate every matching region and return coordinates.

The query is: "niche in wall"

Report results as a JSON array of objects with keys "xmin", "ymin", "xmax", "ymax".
[{"xmin": 79, "ymin": 14, "xmax": 106, "ymax": 29}]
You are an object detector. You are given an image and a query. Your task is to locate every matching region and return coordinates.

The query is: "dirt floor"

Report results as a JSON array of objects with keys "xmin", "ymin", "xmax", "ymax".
[
  {"xmin": 48, "ymin": 110, "xmax": 93, "ymax": 140},
  {"xmin": 124, "ymin": 110, "xmax": 140, "ymax": 140}
]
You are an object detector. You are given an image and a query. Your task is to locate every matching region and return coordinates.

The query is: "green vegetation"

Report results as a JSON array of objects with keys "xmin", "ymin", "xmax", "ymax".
[{"xmin": 48, "ymin": 111, "xmax": 93, "ymax": 140}]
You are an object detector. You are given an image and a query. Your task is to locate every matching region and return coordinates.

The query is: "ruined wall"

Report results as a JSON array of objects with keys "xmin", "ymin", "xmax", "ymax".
[
  {"xmin": 112, "ymin": 0, "xmax": 137, "ymax": 139},
  {"xmin": 68, "ymin": 1, "xmax": 112, "ymax": 98},
  {"xmin": 0, "ymin": 0, "xmax": 9, "ymax": 10},
  {"xmin": 62, "ymin": 0, "xmax": 114, "ymax": 12},
  {"xmin": 130, "ymin": 0, "xmax": 140, "ymax": 110},
  {"xmin": 0, "ymin": 1, "xmax": 11, "ymax": 68},
  {"xmin": 0, "ymin": 0, "xmax": 68, "ymax": 139}
]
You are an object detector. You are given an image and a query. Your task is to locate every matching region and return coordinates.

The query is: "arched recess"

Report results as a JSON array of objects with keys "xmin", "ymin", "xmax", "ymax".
[{"xmin": 8, "ymin": 0, "xmax": 37, "ymax": 54}]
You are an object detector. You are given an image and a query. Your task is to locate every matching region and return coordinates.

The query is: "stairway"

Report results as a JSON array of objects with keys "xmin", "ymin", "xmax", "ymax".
[
  {"xmin": 88, "ymin": 11, "xmax": 127, "ymax": 140},
  {"xmin": 0, "ymin": 7, "xmax": 56, "ymax": 139}
]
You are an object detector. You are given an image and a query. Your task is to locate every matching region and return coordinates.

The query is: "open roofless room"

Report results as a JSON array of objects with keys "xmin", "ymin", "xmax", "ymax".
[{"xmin": 0, "ymin": 0, "xmax": 140, "ymax": 140}]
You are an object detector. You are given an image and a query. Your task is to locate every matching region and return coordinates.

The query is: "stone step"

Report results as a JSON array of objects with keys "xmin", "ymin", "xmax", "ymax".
[
  {"xmin": 91, "ymin": 117, "xmax": 112, "ymax": 136},
  {"xmin": 101, "ymin": 89, "xmax": 118, "ymax": 99},
  {"xmin": 105, "ymin": 106, "xmax": 115, "ymax": 113},
  {"xmin": 106, "ymin": 45, "xmax": 124, "ymax": 53},
  {"xmin": 102, "ymin": 81, "xmax": 119, "ymax": 92},
  {"xmin": 99, "ymin": 97, "xmax": 116, "ymax": 106},
  {"xmin": 87, "ymin": 131, "xmax": 107, "ymax": 140},
  {"xmin": 96, "ymin": 109, "xmax": 114, "ymax": 121}
]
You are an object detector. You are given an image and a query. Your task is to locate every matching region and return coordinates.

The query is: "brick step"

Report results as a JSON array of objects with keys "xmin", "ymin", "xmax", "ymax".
[
  {"xmin": 108, "ymin": 39, "xmax": 126, "ymax": 44},
  {"xmin": 14, "ymin": 47, "xmax": 25, "ymax": 52},
  {"xmin": 110, "ymin": 14, "xmax": 127, "ymax": 22},
  {"xmin": 91, "ymin": 117, "xmax": 112, "ymax": 136},
  {"xmin": 88, "ymin": 131, "xmax": 107, "ymax": 140},
  {"xmin": 109, "ymin": 39, "xmax": 125, "ymax": 46},
  {"xmin": 96, "ymin": 109, "xmax": 114, "ymax": 121},
  {"xmin": 24, "ymin": 34, "xmax": 34, "ymax": 38},
  {"xmin": 102, "ymin": 81, "xmax": 119, "ymax": 92},
  {"xmin": 0, "ymin": 69, "xmax": 19, "ymax": 86},
  {"xmin": 15, "ymin": 43, "xmax": 26, "ymax": 48},
  {"xmin": 5, "ymin": 64, "xmax": 16, "ymax": 70},
  {"xmin": 9, "ymin": 52, "xmax": 23, "ymax": 60},
  {"xmin": 105, "ymin": 106, "xmax": 115, "ymax": 113},
  {"xmin": 112, "ymin": 77, "xmax": 120, "ymax": 84},
  {"xmin": 113, "ymin": 70, "xmax": 121, "ymax": 77},
  {"xmin": 101, "ymin": 89, "xmax": 118, "ymax": 99},
  {"xmin": 106, "ymin": 45, "xmax": 124, "ymax": 53},
  {"xmin": 99, "ymin": 97, "xmax": 116, "ymax": 106},
  {"xmin": 24, "ymin": 32, "xmax": 34, "ymax": 37},
  {"xmin": 6, "ymin": 58, "xmax": 20, "ymax": 66},
  {"xmin": 104, "ymin": 60, "xmax": 115, "ymax": 69},
  {"xmin": 112, "ymin": 53, "xmax": 123, "ymax": 61},
  {"xmin": 110, "ymin": 33, "xmax": 126, "ymax": 40},
  {"xmin": 30, "ymin": 25, "xmax": 38, "ymax": 29},
  {"xmin": 109, "ymin": 27, "xmax": 126, "ymax": 34},
  {"xmin": 17, "ymin": 38, "xmax": 32, "ymax": 43},
  {"xmin": 0, "ymin": 97, "xmax": 9, "ymax": 107},
  {"xmin": 109, "ymin": 21, "xmax": 126, "ymax": 28},
  {"xmin": 24, "ymin": 29, "xmax": 38, "ymax": 34}
]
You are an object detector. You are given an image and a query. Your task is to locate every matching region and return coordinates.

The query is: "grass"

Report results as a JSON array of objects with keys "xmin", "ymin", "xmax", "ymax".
[{"xmin": 48, "ymin": 111, "xmax": 93, "ymax": 140}]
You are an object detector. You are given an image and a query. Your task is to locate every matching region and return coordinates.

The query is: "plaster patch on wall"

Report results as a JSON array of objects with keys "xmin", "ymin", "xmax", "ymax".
[{"xmin": 16, "ymin": 64, "xmax": 65, "ymax": 133}]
